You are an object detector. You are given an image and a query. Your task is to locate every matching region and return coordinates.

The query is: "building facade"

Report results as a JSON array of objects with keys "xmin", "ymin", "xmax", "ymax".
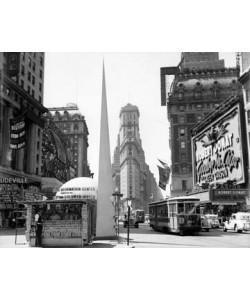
[
  {"xmin": 0, "ymin": 52, "xmax": 47, "ymax": 228},
  {"xmin": 112, "ymin": 103, "xmax": 162, "ymax": 214},
  {"xmin": 238, "ymin": 52, "xmax": 250, "ymax": 197},
  {"xmin": 45, "ymin": 103, "xmax": 92, "ymax": 178},
  {"xmin": 161, "ymin": 52, "xmax": 242, "ymax": 196}
]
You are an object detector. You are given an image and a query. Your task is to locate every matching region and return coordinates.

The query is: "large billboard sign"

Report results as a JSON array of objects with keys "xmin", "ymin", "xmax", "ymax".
[{"xmin": 192, "ymin": 103, "xmax": 245, "ymax": 187}]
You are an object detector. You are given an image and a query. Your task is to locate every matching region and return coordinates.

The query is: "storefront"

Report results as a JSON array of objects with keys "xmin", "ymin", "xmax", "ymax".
[
  {"xmin": 0, "ymin": 175, "xmax": 42, "ymax": 228},
  {"xmin": 25, "ymin": 177, "xmax": 97, "ymax": 247}
]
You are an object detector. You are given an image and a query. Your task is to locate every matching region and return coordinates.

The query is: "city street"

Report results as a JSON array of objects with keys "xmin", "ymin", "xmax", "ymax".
[
  {"xmin": 119, "ymin": 222, "xmax": 250, "ymax": 248},
  {"xmin": 1, "ymin": 222, "xmax": 250, "ymax": 248}
]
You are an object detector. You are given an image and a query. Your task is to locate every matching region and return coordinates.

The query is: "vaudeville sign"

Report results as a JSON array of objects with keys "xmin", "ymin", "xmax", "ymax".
[{"xmin": 192, "ymin": 103, "xmax": 245, "ymax": 186}]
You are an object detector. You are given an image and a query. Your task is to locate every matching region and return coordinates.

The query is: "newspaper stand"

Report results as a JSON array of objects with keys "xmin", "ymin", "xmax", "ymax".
[{"xmin": 25, "ymin": 177, "xmax": 97, "ymax": 247}]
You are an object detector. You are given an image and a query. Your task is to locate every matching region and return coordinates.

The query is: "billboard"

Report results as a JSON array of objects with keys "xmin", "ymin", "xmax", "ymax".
[{"xmin": 192, "ymin": 103, "xmax": 245, "ymax": 187}]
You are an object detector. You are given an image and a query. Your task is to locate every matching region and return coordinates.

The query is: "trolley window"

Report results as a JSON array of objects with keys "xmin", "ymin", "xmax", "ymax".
[
  {"xmin": 169, "ymin": 203, "xmax": 177, "ymax": 217},
  {"xmin": 178, "ymin": 203, "xmax": 184, "ymax": 214}
]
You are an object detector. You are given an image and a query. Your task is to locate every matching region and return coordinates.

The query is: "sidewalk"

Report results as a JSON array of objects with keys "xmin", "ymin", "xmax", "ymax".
[{"xmin": 0, "ymin": 229, "xmax": 134, "ymax": 248}]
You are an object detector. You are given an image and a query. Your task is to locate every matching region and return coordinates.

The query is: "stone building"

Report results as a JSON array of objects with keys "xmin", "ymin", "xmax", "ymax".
[
  {"xmin": 45, "ymin": 103, "xmax": 92, "ymax": 178},
  {"xmin": 112, "ymin": 103, "xmax": 162, "ymax": 214},
  {"xmin": 161, "ymin": 52, "xmax": 243, "ymax": 196},
  {"xmin": 0, "ymin": 52, "xmax": 47, "ymax": 228}
]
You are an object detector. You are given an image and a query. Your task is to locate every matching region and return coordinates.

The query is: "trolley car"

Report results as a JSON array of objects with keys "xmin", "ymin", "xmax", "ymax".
[{"xmin": 149, "ymin": 196, "xmax": 201, "ymax": 235}]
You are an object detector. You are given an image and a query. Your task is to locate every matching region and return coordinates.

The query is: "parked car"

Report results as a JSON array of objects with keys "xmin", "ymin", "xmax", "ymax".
[
  {"xmin": 204, "ymin": 214, "xmax": 220, "ymax": 228},
  {"xmin": 123, "ymin": 217, "xmax": 139, "ymax": 228},
  {"xmin": 223, "ymin": 212, "xmax": 250, "ymax": 233},
  {"xmin": 201, "ymin": 215, "xmax": 212, "ymax": 232}
]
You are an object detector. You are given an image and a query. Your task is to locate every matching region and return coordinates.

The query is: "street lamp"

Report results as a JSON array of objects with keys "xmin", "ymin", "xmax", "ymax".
[
  {"xmin": 112, "ymin": 187, "xmax": 123, "ymax": 243},
  {"xmin": 127, "ymin": 199, "xmax": 132, "ymax": 246}
]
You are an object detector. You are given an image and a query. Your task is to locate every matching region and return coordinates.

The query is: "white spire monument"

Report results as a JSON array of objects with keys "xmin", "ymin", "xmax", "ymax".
[{"xmin": 96, "ymin": 62, "xmax": 116, "ymax": 239}]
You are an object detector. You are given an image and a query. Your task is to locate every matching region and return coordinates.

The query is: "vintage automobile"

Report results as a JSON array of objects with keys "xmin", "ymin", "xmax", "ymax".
[
  {"xmin": 204, "ymin": 214, "xmax": 220, "ymax": 228},
  {"xmin": 123, "ymin": 217, "xmax": 139, "ymax": 228},
  {"xmin": 201, "ymin": 215, "xmax": 212, "ymax": 232},
  {"xmin": 223, "ymin": 212, "xmax": 250, "ymax": 233}
]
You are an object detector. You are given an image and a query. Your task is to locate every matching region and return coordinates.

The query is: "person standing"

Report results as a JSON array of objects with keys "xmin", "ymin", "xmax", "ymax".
[{"xmin": 35, "ymin": 209, "xmax": 43, "ymax": 247}]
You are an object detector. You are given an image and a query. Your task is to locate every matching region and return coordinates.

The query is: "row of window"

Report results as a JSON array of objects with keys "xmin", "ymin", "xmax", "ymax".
[
  {"xmin": 21, "ymin": 52, "xmax": 43, "ymax": 67},
  {"xmin": 175, "ymin": 102, "xmax": 220, "ymax": 112},
  {"xmin": 175, "ymin": 115, "xmax": 203, "ymax": 124}
]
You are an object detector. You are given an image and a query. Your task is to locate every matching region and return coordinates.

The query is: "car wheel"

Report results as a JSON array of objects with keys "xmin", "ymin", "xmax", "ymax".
[
  {"xmin": 223, "ymin": 225, "xmax": 227, "ymax": 232},
  {"xmin": 234, "ymin": 225, "xmax": 238, "ymax": 232},
  {"xmin": 206, "ymin": 228, "xmax": 209, "ymax": 232}
]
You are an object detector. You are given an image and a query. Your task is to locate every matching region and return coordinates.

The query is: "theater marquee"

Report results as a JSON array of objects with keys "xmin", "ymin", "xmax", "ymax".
[{"xmin": 192, "ymin": 103, "xmax": 245, "ymax": 186}]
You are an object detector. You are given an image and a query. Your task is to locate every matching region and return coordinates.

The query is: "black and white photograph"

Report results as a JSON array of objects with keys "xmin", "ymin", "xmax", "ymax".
[{"xmin": 0, "ymin": 1, "xmax": 249, "ymax": 300}]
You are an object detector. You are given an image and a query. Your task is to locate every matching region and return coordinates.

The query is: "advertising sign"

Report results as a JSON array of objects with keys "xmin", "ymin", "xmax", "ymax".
[
  {"xmin": 9, "ymin": 112, "xmax": 26, "ymax": 150},
  {"xmin": 192, "ymin": 103, "xmax": 245, "ymax": 186}
]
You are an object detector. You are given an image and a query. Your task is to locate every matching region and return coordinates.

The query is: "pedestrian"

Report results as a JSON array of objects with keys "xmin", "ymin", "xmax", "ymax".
[{"xmin": 35, "ymin": 208, "xmax": 43, "ymax": 247}]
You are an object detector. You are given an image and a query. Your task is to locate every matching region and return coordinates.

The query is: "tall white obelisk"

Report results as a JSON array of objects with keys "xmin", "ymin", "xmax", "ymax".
[{"xmin": 96, "ymin": 62, "xmax": 116, "ymax": 239}]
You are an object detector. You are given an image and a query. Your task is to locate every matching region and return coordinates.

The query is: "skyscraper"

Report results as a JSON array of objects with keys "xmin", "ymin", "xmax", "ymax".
[{"xmin": 112, "ymin": 103, "xmax": 162, "ymax": 214}]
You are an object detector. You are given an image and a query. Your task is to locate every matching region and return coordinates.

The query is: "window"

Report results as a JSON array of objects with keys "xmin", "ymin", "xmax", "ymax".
[
  {"xmin": 181, "ymin": 153, "xmax": 186, "ymax": 161},
  {"xmin": 21, "ymin": 65, "xmax": 25, "ymax": 75},
  {"xmin": 39, "ymin": 69, "xmax": 43, "ymax": 79},
  {"xmin": 181, "ymin": 166, "xmax": 187, "ymax": 174},
  {"xmin": 27, "ymin": 86, "xmax": 30, "ymax": 94},
  {"xmin": 39, "ymin": 82, "xmax": 42, "ymax": 92},
  {"xmin": 28, "ymin": 72, "xmax": 31, "ymax": 81},
  {"xmin": 32, "ymin": 61, "xmax": 36, "ymax": 71},
  {"xmin": 21, "ymin": 52, "xmax": 25, "ymax": 61},
  {"xmin": 28, "ymin": 57, "xmax": 31, "ymax": 67},
  {"xmin": 197, "ymin": 115, "xmax": 202, "ymax": 122},
  {"xmin": 39, "ymin": 96, "xmax": 42, "ymax": 103},
  {"xmin": 180, "ymin": 141, "xmax": 186, "ymax": 148},
  {"xmin": 196, "ymin": 104, "xmax": 202, "ymax": 111},
  {"xmin": 40, "ymin": 56, "xmax": 43, "ymax": 66},
  {"xmin": 180, "ymin": 116, "xmax": 185, "ymax": 124},
  {"xmin": 247, "ymin": 110, "xmax": 250, "ymax": 124},
  {"xmin": 195, "ymin": 91, "xmax": 202, "ymax": 99},
  {"xmin": 37, "ymin": 141, "xmax": 40, "ymax": 150},
  {"xmin": 180, "ymin": 128, "xmax": 185, "ymax": 136},
  {"xmin": 178, "ymin": 92, "xmax": 184, "ymax": 100},
  {"xmin": 245, "ymin": 89, "xmax": 250, "ymax": 103},
  {"xmin": 179, "ymin": 105, "xmax": 185, "ymax": 111},
  {"xmin": 182, "ymin": 180, "xmax": 187, "ymax": 190},
  {"xmin": 213, "ymin": 90, "xmax": 219, "ymax": 97},
  {"xmin": 32, "ymin": 90, "xmax": 35, "ymax": 97},
  {"xmin": 32, "ymin": 76, "xmax": 35, "ymax": 85}
]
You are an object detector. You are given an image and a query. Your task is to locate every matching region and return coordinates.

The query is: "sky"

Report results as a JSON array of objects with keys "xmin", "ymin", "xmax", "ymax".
[{"xmin": 43, "ymin": 52, "xmax": 236, "ymax": 196}]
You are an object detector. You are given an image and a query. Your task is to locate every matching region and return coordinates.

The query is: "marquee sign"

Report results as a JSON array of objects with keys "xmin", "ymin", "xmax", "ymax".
[{"xmin": 192, "ymin": 103, "xmax": 245, "ymax": 186}]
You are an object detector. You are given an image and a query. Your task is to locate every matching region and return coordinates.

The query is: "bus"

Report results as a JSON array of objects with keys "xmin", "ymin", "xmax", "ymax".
[
  {"xmin": 149, "ymin": 196, "xmax": 201, "ymax": 235},
  {"xmin": 132, "ymin": 209, "xmax": 145, "ymax": 223}
]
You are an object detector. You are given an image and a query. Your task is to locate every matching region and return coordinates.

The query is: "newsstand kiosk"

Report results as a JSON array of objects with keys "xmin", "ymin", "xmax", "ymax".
[{"xmin": 25, "ymin": 177, "xmax": 97, "ymax": 247}]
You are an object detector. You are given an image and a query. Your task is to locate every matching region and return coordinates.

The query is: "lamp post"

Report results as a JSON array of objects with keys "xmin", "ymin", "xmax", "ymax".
[
  {"xmin": 127, "ymin": 199, "xmax": 132, "ymax": 246},
  {"xmin": 112, "ymin": 187, "xmax": 123, "ymax": 243}
]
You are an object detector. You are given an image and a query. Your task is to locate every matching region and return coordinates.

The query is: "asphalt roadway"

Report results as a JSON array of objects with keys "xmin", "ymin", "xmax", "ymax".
[{"xmin": 1, "ymin": 223, "xmax": 249, "ymax": 248}]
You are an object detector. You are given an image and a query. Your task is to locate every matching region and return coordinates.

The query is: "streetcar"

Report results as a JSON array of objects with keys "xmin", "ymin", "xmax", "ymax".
[
  {"xmin": 132, "ymin": 209, "xmax": 145, "ymax": 223},
  {"xmin": 149, "ymin": 196, "xmax": 201, "ymax": 235}
]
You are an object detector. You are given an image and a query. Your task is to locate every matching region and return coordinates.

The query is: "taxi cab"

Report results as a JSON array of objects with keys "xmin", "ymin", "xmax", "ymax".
[{"xmin": 223, "ymin": 212, "xmax": 250, "ymax": 233}]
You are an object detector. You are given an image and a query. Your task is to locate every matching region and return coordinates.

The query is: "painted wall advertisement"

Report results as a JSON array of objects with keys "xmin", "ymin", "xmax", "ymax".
[{"xmin": 192, "ymin": 103, "xmax": 245, "ymax": 187}]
